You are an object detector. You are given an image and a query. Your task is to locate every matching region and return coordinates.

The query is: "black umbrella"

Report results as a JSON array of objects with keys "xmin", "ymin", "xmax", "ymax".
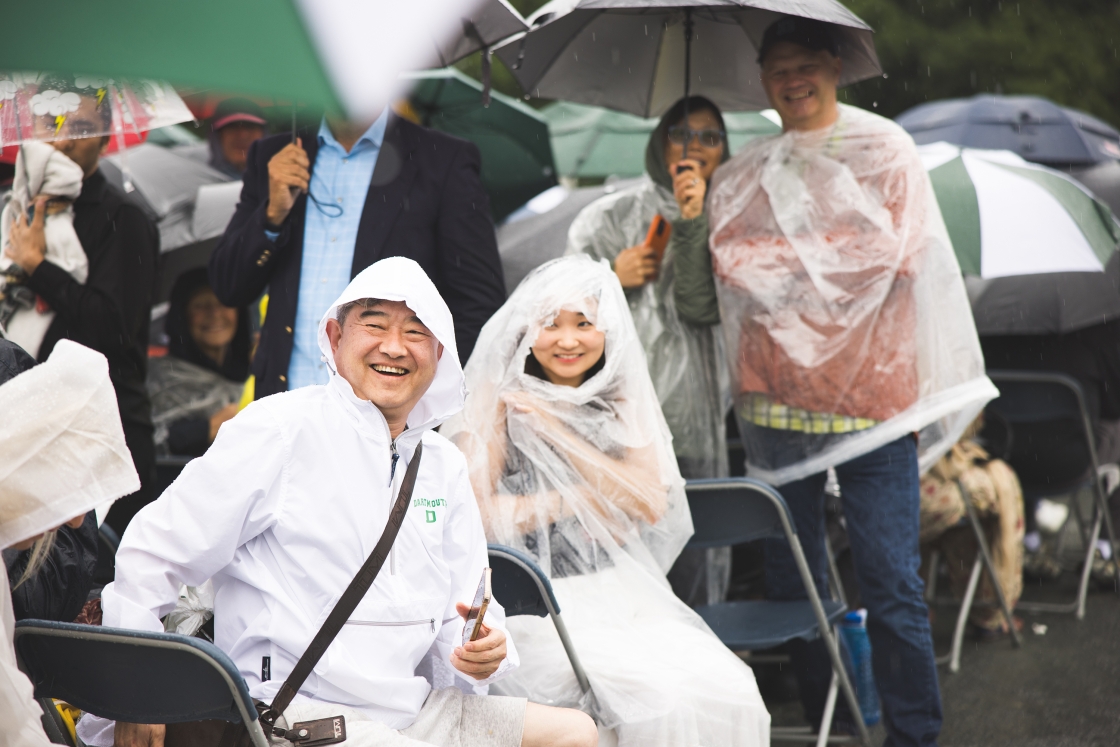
[
  {"xmin": 1069, "ymin": 160, "xmax": 1120, "ymax": 217},
  {"xmin": 897, "ymin": 95, "xmax": 1120, "ymax": 167},
  {"xmin": 494, "ymin": 0, "xmax": 881, "ymax": 118}
]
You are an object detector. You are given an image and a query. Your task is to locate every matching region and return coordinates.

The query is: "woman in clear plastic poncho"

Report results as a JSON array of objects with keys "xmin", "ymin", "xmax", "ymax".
[
  {"xmin": 706, "ymin": 103, "xmax": 997, "ymax": 485},
  {"xmin": 443, "ymin": 255, "xmax": 770, "ymax": 747},
  {"xmin": 565, "ymin": 96, "xmax": 730, "ymax": 481}
]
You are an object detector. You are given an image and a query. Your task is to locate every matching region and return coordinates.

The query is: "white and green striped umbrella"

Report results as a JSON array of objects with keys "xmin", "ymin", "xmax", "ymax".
[
  {"xmin": 0, "ymin": 0, "xmax": 502, "ymax": 122},
  {"xmin": 918, "ymin": 142, "xmax": 1120, "ymax": 334}
]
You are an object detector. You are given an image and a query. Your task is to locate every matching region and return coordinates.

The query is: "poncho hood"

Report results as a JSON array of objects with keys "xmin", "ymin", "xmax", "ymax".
[
  {"xmin": 316, "ymin": 256, "xmax": 466, "ymax": 430},
  {"xmin": 0, "ymin": 340, "xmax": 139, "ymax": 548}
]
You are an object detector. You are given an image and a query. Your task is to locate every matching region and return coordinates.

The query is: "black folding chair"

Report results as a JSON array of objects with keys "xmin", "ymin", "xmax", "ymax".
[
  {"xmin": 685, "ymin": 478, "xmax": 867, "ymax": 747},
  {"xmin": 487, "ymin": 544, "xmax": 591, "ymax": 694},
  {"xmin": 14, "ymin": 620, "xmax": 268, "ymax": 747},
  {"xmin": 985, "ymin": 370, "xmax": 1120, "ymax": 619}
]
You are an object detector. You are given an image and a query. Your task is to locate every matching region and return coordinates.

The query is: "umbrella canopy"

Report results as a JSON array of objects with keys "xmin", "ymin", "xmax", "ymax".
[
  {"xmin": 0, "ymin": 73, "xmax": 193, "ymax": 167},
  {"xmin": 544, "ymin": 100, "xmax": 779, "ymax": 179},
  {"xmin": 1069, "ymin": 160, "xmax": 1120, "ymax": 217},
  {"xmin": 494, "ymin": 0, "xmax": 881, "ymax": 118},
  {"xmin": 898, "ymin": 95, "xmax": 1120, "ymax": 167},
  {"xmin": 433, "ymin": 0, "xmax": 528, "ymax": 66},
  {"xmin": 0, "ymin": 0, "xmax": 495, "ymax": 122},
  {"xmin": 403, "ymin": 68, "xmax": 557, "ymax": 221},
  {"xmin": 918, "ymin": 142, "xmax": 1120, "ymax": 334}
]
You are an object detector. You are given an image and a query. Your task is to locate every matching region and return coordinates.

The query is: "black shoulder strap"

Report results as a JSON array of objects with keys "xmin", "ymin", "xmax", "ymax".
[{"xmin": 258, "ymin": 442, "xmax": 424, "ymax": 733}]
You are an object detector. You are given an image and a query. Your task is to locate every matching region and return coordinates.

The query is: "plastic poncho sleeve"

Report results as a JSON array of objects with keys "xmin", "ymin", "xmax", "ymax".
[
  {"xmin": 102, "ymin": 401, "xmax": 289, "ymax": 632},
  {"xmin": 670, "ymin": 214, "xmax": 720, "ymax": 326}
]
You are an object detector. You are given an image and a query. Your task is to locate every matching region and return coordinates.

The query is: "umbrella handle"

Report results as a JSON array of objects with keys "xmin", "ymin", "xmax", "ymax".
[{"xmin": 683, "ymin": 9, "xmax": 693, "ymax": 102}]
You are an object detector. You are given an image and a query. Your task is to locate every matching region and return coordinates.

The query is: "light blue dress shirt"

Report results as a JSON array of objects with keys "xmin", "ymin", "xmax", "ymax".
[{"xmin": 282, "ymin": 112, "xmax": 388, "ymax": 389}]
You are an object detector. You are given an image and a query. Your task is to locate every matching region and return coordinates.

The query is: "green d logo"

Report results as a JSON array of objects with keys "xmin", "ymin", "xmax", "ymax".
[{"xmin": 425, "ymin": 510, "xmax": 437, "ymax": 523}]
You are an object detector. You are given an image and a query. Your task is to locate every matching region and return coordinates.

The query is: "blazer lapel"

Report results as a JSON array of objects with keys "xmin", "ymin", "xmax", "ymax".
[{"xmin": 351, "ymin": 114, "xmax": 419, "ymax": 277}]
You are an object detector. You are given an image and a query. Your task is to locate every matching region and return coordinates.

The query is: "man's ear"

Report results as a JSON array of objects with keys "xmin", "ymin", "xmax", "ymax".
[
  {"xmin": 326, "ymin": 317, "xmax": 343, "ymax": 353},
  {"xmin": 99, "ymin": 136, "xmax": 111, "ymax": 156}
]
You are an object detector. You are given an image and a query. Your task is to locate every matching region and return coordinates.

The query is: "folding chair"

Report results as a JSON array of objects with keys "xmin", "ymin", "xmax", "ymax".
[
  {"xmin": 685, "ymin": 478, "xmax": 868, "ymax": 747},
  {"xmin": 487, "ymin": 544, "xmax": 591, "ymax": 694},
  {"xmin": 14, "ymin": 620, "xmax": 269, "ymax": 747},
  {"xmin": 925, "ymin": 480, "xmax": 1022, "ymax": 673},
  {"xmin": 985, "ymin": 370, "xmax": 1120, "ymax": 619}
]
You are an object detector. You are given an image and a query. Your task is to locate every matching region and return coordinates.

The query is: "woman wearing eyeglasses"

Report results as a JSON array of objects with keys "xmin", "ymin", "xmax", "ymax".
[{"xmin": 565, "ymin": 96, "xmax": 731, "ymax": 604}]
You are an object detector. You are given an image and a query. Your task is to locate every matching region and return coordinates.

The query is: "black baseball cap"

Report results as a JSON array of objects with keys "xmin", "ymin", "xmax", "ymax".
[
  {"xmin": 212, "ymin": 98, "xmax": 267, "ymax": 131},
  {"xmin": 757, "ymin": 17, "xmax": 840, "ymax": 64}
]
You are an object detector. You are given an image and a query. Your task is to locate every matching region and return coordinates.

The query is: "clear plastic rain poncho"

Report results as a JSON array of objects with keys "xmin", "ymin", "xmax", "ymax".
[
  {"xmin": 442, "ymin": 255, "xmax": 769, "ymax": 747},
  {"xmin": 707, "ymin": 104, "xmax": 998, "ymax": 485},
  {"xmin": 565, "ymin": 132, "xmax": 728, "ymax": 479}
]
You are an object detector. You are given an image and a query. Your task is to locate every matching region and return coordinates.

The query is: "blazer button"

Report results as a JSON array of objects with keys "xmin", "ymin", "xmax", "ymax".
[
  {"xmin": 285, "ymin": 326, "xmax": 293, "ymax": 334},
  {"xmin": 279, "ymin": 375, "xmax": 287, "ymax": 383}
]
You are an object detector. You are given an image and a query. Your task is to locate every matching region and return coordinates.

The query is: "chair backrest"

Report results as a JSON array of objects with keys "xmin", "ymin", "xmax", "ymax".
[
  {"xmin": 14, "ymin": 621, "xmax": 259, "ymax": 729},
  {"xmin": 985, "ymin": 370, "xmax": 1099, "ymax": 493},
  {"xmin": 487, "ymin": 544, "xmax": 561, "ymax": 618},
  {"xmin": 98, "ymin": 524, "xmax": 120, "ymax": 555},
  {"xmin": 684, "ymin": 478, "xmax": 796, "ymax": 549}
]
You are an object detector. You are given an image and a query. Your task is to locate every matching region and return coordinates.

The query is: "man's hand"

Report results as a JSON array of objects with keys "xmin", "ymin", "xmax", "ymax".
[
  {"xmin": 4, "ymin": 196, "xmax": 48, "ymax": 274},
  {"xmin": 266, "ymin": 139, "xmax": 310, "ymax": 227},
  {"xmin": 671, "ymin": 158, "xmax": 706, "ymax": 220},
  {"xmin": 208, "ymin": 403, "xmax": 240, "ymax": 443},
  {"xmin": 613, "ymin": 244, "xmax": 658, "ymax": 288},
  {"xmin": 451, "ymin": 601, "xmax": 507, "ymax": 681},
  {"xmin": 113, "ymin": 722, "xmax": 165, "ymax": 747}
]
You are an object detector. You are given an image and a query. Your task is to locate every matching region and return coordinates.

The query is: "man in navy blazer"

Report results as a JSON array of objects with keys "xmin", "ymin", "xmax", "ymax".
[{"xmin": 209, "ymin": 112, "xmax": 505, "ymax": 400}]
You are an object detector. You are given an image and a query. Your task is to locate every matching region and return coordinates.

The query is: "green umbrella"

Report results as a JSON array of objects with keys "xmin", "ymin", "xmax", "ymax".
[
  {"xmin": 918, "ymin": 142, "xmax": 1120, "ymax": 334},
  {"xmin": 404, "ymin": 68, "xmax": 556, "ymax": 221},
  {"xmin": 543, "ymin": 100, "xmax": 780, "ymax": 180},
  {"xmin": 0, "ymin": 0, "xmax": 508, "ymax": 121}
]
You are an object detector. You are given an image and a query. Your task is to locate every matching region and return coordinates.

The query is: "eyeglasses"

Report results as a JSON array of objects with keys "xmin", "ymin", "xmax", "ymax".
[{"xmin": 667, "ymin": 126, "xmax": 725, "ymax": 147}]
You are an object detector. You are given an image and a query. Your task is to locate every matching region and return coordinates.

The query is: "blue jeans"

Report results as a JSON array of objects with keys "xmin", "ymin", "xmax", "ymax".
[{"xmin": 763, "ymin": 434, "xmax": 942, "ymax": 747}]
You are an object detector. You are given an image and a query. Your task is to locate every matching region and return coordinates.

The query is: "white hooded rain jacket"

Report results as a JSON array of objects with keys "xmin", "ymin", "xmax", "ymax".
[{"xmin": 98, "ymin": 257, "xmax": 518, "ymax": 730}]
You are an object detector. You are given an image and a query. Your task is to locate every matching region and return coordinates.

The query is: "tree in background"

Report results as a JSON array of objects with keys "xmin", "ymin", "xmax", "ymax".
[{"xmin": 457, "ymin": 0, "xmax": 1119, "ymax": 127}]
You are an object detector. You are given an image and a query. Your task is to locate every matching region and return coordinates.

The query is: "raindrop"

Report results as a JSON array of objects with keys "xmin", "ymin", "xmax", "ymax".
[
  {"xmin": 592, "ymin": 32, "xmax": 596, "ymax": 42},
  {"xmin": 927, "ymin": 66, "xmax": 931, "ymax": 77},
  {"xmin": 645, "ymin": 24, "xmax": 648, "ymax": 36},
  {"xmin": 883, "ymin": 73, "xmax": 889, "ymax": 79},
  {"xmin": 873, "ymin": 101, "xmax": 878, "ymax": 108}
]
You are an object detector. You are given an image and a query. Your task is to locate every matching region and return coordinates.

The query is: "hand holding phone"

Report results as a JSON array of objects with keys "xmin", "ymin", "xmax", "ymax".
[{"xmin": 462, "ymin": 567, "xmax": 492, "ymax": 645}]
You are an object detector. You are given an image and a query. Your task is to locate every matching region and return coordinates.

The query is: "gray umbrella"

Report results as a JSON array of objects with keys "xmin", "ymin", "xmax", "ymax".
[
  {"xmin": 497, "ymin": 180, "xmax": 640, "ymax": 292},
  {"xmin": 494, "ymin": 0, "xmax": 881, "ymax": 117},
  {"xmin": 434, "ymin": 0, "xmax": 528, "ymax": 65}
]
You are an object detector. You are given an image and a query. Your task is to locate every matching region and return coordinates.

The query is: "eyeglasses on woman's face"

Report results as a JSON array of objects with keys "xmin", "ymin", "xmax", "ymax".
[{"xmin": 667, "ymin": 126, "xmax": 725, "ymax": 148}]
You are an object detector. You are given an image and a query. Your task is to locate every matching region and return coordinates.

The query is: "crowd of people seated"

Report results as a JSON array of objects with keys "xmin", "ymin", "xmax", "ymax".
[{"xmin": 2, "ymin": 16, "xmax": 1119, "ymax": 747}]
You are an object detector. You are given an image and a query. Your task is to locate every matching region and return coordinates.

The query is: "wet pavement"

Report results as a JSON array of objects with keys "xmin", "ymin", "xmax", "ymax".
[{"xmin": 756, "ymin": 572, "xmax": 1120, "ymax": 746}]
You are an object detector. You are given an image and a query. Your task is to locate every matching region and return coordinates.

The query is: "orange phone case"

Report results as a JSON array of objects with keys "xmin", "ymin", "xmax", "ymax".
[{"xmin": 643, "ymin": 215, "xmax": 672, "ymax": 279}]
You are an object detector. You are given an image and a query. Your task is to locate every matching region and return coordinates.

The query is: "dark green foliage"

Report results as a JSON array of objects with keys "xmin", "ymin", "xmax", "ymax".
[{"xmin": 842, "ymin": 0, "xmax": 1120, "ymax": 125}]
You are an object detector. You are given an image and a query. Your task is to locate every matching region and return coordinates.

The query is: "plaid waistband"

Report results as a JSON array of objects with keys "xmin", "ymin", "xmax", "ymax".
[{"xmin": 739, "ymin": 392, "xmax": 879, "ymax": 434}]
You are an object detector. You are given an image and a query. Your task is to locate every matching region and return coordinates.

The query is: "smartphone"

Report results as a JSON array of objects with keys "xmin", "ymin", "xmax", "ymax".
[
  {"xmin": 643, "ymin": 214, "xmax": 673, "ymax": 270},
  {"xmin": 462, "ymin": 567, "xmax": 492, "ymax": 645}
]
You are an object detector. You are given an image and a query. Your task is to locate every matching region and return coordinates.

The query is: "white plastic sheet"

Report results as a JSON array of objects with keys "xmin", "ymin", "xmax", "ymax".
[
  {"xmin": 163, "ymin": 581, "xmax": 215, "ymax": 638},
  {"xmin": 0, "ymin": 340, "xmax": 138, "ymax": 549},
  {"xmin": 566, "ymin": 180, "xmax": 728, "ymax": 478},
  {"xmin": 707, "ymin": 104, "xmax": 997, "ymax": 485},
  {"xmin": 443, "ymin": 255, "xmax": 769, "ymax": 745}
]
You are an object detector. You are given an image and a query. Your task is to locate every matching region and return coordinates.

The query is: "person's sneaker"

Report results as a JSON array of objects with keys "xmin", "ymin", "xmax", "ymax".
[
  {"xmin": 1023, "ymin": 547, "xmax": 1063, "ymax": 581},
  {"xmin": 1090, "ymin": 549, "xmax": 1118, "ymax": 589}
]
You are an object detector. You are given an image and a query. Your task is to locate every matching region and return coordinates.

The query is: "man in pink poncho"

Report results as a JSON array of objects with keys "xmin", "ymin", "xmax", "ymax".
[{"xmin": 686, "ymin": 17, "xmax": 993, "ymax": 747}]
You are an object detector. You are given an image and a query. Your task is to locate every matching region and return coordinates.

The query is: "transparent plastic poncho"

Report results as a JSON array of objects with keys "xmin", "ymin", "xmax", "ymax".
[
  {"xmin": 443, "ymin": 256, "xmax": 769, "ymax": 745},
  {"xmin": 566, "ymin": 181, "xmax": 729, "ymax": 479},
  {"xmin": 707, "ymin": 105, "xmax": 997, "ymax": 485}
]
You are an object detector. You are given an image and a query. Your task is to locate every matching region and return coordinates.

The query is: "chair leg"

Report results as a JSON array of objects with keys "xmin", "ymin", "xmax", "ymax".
[
  {"xmin": 925, "ymin": 549, "xmax": 940, "ymax": 604},
  {"xmin": 786, "ymin": 535, "xmax": 871, "ymax": 747},
  {"xmin": 949, "ymin": 557, "xmax": 982, "ymax": 673},
  {"xmin": 960, "ymin": 489, "xmax": 1021, "ymax": 649},
  {"xmin": 1091, "ymin": 477, "xmax": 1120, "ymax": 597},
  {"xmin": 1076, "ymin": 511, "xmax": 1103, "ymax": 620},
  {"xmin": 815, "ymin": 670, "xmax": 840, "ymax": 747},
  {"xmin": 1070, "ymin": 491, "xmax": 1089, "ymax": 552}
]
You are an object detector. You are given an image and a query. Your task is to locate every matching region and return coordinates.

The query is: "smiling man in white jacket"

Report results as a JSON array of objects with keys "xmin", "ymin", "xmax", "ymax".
[{"xmin": 85, "ymin": 257, "xmax": 596, "ymax": 747}]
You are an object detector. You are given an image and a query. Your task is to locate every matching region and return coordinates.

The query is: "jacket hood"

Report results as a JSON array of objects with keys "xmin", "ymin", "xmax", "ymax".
[{"xmin": 316, "ymin": 257, "xmax": 466, "ymax": 430}]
